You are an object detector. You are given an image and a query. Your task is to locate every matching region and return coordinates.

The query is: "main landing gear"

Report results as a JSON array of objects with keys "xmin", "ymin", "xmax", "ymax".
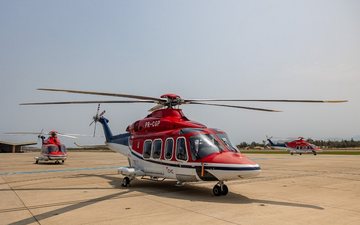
[
  {"xmin": 54, "ymin": 160, "xmax": 65, "ymax": 164},
  {"xmin": 121, "ymin": 176, "xmax": 133, "ymax": 187},
  {"xmin": 213, "ymin": 181, "xmax": 228, "ymax": 196},
  {"xmin": 121, "ymin": 177, "xmax": 130, "ymax": 187},
  {"xmin": 121, "ymin": 176, "xmax": 229, "ymax": 196}
]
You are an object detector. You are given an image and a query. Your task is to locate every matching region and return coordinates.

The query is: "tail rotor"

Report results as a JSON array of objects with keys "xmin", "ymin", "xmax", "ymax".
[
  {"xmin": 90, "ymin": 104, "xmax": 106, "ymax": 137},
  {"xmin": 37, "ymin": 129, "xmax": 45, "ymax": 140},
  {"xmin": 266, "ymin": 135, "xmax": 273, "ymax": 140}
]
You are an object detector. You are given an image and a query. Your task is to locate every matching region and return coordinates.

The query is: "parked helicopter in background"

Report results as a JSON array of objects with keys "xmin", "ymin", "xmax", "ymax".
[
  {"xmin": 267, "ymin": 136, "xmax": 322, "ymax": 155},
  {"xmin": 5, "ymin": 130, "xmax": 77, "ymax": 164},
  {"xmin": 21, "ymin": 88, "xmax": 346, "ymax": 195}
]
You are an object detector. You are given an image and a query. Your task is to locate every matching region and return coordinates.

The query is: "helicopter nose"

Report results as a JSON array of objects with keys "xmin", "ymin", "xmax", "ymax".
[{"xmin": 202, "ymin": 152, "xmax": 261, "ymax": 180}]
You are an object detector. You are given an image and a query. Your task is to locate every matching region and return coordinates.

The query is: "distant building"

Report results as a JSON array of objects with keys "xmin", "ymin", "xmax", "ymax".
[{"xmin": 0, "ymin": 141, "xmax": 37, "ymax": 153}]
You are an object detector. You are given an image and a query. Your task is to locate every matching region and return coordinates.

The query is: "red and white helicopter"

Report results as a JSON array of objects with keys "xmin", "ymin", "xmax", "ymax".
[
  {"xmin": 267, "ymin": 136, "xmax": 322, "ymax": 155},
  {"xmin": 21, "ymin": 88, "xmax": 346, "ymax": 195},
  {"xmin": 5, "ymin": 130, "xmax": 77, "ymax": 164}
]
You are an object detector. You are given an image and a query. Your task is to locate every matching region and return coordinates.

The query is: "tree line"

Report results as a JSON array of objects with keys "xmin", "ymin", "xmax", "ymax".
[{"xmin": 237, "ymin": 139, "xmax": 360, "ymax": 149}]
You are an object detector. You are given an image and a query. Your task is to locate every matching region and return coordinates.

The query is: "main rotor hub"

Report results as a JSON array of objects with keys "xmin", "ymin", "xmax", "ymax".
[{"xmin": 160, "ymin": 94, "xmax": 185, "ymax": 108}]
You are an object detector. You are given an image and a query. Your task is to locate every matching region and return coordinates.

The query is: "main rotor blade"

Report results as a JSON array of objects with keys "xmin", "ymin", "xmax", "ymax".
[
  {"xmin": 185, "ymin": 99, "xmax": 348, "ymax": 103},
  {"xmin": 20, "ymin": 100, "xmax": 155, "ymax": 105},
  {"xmin": 4, "ymin": 132, "xmax": 43, "ymax": 135},
  {"xmin": 37, "ymin": 88, "xmax": 164, "ymax": 102},
  {"xmin": 57, "ymin": 133, "xmax": 78, "ymax": 139},
  {"xmin": 188, "ymin": 102, "xmax": 281, "ymax": 112},
  {"xmin": 62, "ymin": 133, "xmax": 93, "ymax": 137}
]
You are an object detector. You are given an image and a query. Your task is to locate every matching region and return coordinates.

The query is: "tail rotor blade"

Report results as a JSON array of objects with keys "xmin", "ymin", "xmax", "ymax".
[
  {"xmin": 93, "ymin": 123, "xmax": 97, "ymax": 137},
  {"xmin": 90, "ymin": 104, "xmax": 105, "ymax": 137},
  {"xmin": 96, "ymin": 104, "xmax": 100, "ymax": 116},
  {"xmin": 99, "ymin": 110, "xmax": 106, "ymax": 117}
]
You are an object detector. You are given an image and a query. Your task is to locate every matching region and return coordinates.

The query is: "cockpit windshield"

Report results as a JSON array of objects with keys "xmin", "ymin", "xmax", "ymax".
[
  {"xmin": 41, "ymin": 144, "xmax": 67, "ymax": 154},
  {"xmin": 189, "ymin": 134, "xmax": 223, "ymax": 160},
  {"xmin": 59, "ymin": 144, "xmax": 67, "ymax": 153},
  {"xmin": 43, "ymin": 145, "xmax": 59, "ymax": 154},
  {"xmin": 216, "ymin": 133, "xmax": 239, "ymax": 152}
]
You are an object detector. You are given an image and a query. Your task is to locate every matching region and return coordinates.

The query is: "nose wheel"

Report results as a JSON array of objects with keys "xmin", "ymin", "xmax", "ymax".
[{"xmin": 213, "ymin": 181, "xmax": 228, "ymax": 196}]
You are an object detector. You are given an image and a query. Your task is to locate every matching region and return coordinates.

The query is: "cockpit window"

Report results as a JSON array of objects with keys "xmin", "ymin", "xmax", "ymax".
[
  {"xmin": 189, "ymin": 134, "xmax": 222, "ymax": 160},
  {"xmin": 216, "ymin": 133, "xmax": 239, "ymax": 152}
]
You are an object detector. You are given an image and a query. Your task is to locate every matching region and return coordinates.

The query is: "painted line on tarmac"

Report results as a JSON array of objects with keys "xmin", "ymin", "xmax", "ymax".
[{"xmin": 0, "ymin": 166, "xmax": 121, "ymax": 176}]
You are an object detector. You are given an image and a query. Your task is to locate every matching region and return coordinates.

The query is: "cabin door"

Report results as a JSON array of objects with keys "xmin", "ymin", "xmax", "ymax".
[{"xmin": 163, "ymin": 138, "xmax": 176, "ymax": 179}]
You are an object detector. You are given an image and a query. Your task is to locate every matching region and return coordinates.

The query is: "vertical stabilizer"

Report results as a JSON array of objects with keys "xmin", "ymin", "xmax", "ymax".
[
  {"xmin": 267, "ymin": 138, "xmax": 276, "ymax": 146},
  {"xmin": 98, "ymin": 117, "xmax": 113, "ymax": 142}
]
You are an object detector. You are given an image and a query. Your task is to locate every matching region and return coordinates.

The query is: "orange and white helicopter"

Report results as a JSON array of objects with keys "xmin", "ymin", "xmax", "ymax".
[
  {"xmin": 5, "ymin": 130, "xmax": 77, "ymax": 164},
  {"xmin": 267, "ymin": 136, "xmax": 322, "ymax": 155},
  {"xmin": 21, "ymin": 88, "xmax": 346, "ymax": 195}
]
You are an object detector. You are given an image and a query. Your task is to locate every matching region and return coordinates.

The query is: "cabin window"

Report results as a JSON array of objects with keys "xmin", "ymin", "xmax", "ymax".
[
  {"xmin": 152, "ymin": 139, "xmax": 162, "ymax": 159},
  {"xmin": 176, "ymin": 137, "xmax": 188, "ymax": 161},
  {"xmin": 143, "ymin": 140, "xmax": 152, "ymax": 159},
  {"xmin": 164, "ymin": 138, "xmax": 174, "ymax": 160}
]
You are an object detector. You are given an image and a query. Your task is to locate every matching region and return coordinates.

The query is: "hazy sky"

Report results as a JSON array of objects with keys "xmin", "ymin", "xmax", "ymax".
[{"xmin": 1, "ymin": 0, "xmax": 359, "ymax": 146}]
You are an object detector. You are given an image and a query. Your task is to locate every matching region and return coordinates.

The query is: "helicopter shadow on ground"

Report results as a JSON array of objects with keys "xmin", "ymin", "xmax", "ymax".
[
  {"xmin": 8, "ymin": 173, "xmax": 323, "ymax": 225},
  {"xmin": 8, "ymin": 189, "xmax": 133, "ymax": 225},
  {"xmin": 86, "ymin": 173, "xmax": 324, "ymax": 210},
  {"xmin": 31, "ymin": 162, "xmax": 64, "ymax": 165}
]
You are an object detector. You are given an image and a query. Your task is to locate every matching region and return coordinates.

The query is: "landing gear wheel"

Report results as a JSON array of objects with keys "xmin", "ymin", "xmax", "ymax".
[
  {"xmin": 61, "ymin": 160, "xmax": 65, "ymax": 164},
  {"xmin": 221, "ymin": 184, "xmax": 229, "ymax": 195},
  {"xmin": 291, "ymin": 152, "xmax": 294, "ymax": 155},
  {"xmin": 35, "ymin": 160, "xmax": 39, "ymax": 164},
  {"xmin": 299, "ymin": 153, "xmax": 302, "ymax": 155},
  {"xmin": 213, "ymin": 185, "xmax": 222, "ymax": 196},
  {"xmin": 122, "ymin": 177, "xmax": 131, "ymax": 187}
]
